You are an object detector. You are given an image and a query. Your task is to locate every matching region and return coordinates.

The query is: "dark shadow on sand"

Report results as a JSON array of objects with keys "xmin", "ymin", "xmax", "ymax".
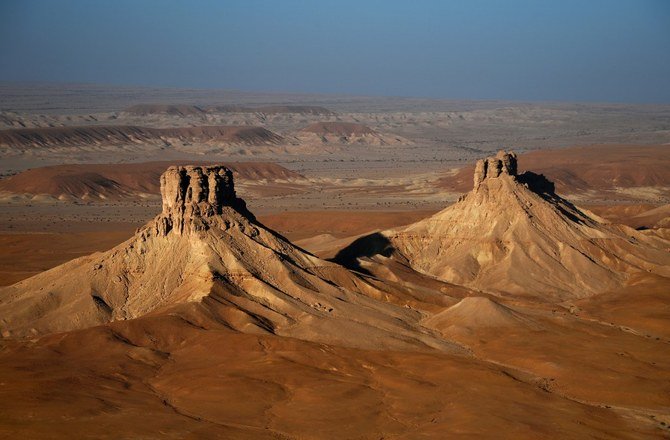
[{"xmin": 332, "ymin": 232, "xmax": 394, "ymax": 275}]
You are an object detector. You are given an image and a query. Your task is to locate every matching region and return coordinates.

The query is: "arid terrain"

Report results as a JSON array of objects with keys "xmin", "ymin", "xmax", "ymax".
[{"xmin": 0, "ymin": 84, "xmax": 669, "ymax": 439}]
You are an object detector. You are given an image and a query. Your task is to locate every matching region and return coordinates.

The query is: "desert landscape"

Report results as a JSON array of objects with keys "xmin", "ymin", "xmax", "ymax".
[
  {"xmin": 1, "ymin": 1, "xmax": 670, "ymax": 438},
  {"xmin": 0, "ymin": 83, "xmax": 668, "ymax": 439}
]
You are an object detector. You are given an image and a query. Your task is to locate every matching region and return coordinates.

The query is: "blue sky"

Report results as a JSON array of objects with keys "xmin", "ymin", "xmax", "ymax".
[{"xmin": 1, "ymin": 0, "xmax": 669, "ymax": 102}]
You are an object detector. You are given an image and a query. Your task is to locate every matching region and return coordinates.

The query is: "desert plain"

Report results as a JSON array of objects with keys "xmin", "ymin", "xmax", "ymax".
[{"xmin": 0, "ymin": 83, "xmax": 669, "ymax": 439}]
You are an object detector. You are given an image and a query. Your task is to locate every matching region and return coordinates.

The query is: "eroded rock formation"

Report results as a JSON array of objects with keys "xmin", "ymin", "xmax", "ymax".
[
  {"xmin": 473, "ymin": 150, "xmax": 518, "ymax": 188},
  {"xmin": 156, "ymin": 165, "xmax": 248, "ymax": 235},
  {"xmin": 339, "ymin": 150, "xmax": 670, "ymax": 299},
  {"xmin": 0, "ymin": 164, "xmax": 454, "ymax": 353}
]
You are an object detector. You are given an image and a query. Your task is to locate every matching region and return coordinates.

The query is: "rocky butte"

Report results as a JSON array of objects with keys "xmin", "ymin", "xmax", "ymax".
[
  {"xmin": 155, "ymin": 165, "xmax": 248, "ymax": 235},
  {"xmin": 337, "ymin": 150, "xmax": 670, "ymax": 299},
  {"xmin": 473, "ymin": 150, "xmax": 518, "ymax": 188},
  {"xmin": 0, "ymin": 165, "xmax": 455, "ymax": 352}
]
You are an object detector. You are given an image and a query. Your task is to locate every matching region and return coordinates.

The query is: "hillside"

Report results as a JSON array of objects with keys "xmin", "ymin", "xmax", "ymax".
[
  {"xmin": 1, "ymin": 159, "xmax": 669, "ymax": 439},
  {"xmin": 337, "ymin": 151, "xmax": 670, "ymax": 299},
  {"xmin": 0, "ymin": 125, "xmax": 285, "ymax": 152},
  {"xmin": 0, "ymin": 161, "xmax": 304, "ymax": 200},
  {"xmin": 208, "ymin": 105, "xmax": 336, "ymax": 115},
  {"xmin": 0, "ymin": 165, "xmax": 454, "ymax": 352},
  {"xmin": 298, "ymin": 121, "xmax": 403, "ymax": 145},
  {"xmin": 122, "ymin": 104, "xmax": 206, "ymax": 116}
]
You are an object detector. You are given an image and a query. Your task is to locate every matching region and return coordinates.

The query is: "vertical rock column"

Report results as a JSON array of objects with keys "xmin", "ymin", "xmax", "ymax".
[
  {"xmin": 157, "ymin": 165, "xmax": 236, "ymax": 235},
  {"xmin": 473, "ymin": 150, "xmax": 518, "ymax": 190}
]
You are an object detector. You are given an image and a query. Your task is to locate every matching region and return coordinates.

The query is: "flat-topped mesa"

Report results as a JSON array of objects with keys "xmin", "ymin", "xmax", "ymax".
[
  {"xmin": 473, "ymin": 150, "xmax": 518, "ymax": 189},
  {"xmin": 156, "ymin": 165, "xmax": 242, "ymax": 235}
]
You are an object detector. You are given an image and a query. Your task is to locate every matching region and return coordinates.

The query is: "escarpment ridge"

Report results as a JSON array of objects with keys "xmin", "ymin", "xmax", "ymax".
[{"xmin": 0, "ymin": 125, "xmax": 284, "ymax": 149}]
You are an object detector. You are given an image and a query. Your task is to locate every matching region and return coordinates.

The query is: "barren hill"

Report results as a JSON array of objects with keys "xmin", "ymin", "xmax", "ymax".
[
  {"xmin": 0, "ymin": 125, "xmax": 158, "ymax": 148},
  {"xmin": 122, "ymin": 104, "xmax": 206, "ymax": 116},
  {"xmin": 0, "ymin": 125, "xmax": 284, "ymax": 151},
  {"xmin": 158, "ymin": 125, "xmax": 283, "ymax": 144},
  {"xmin": 424, "ymin": 296, "xmax": 532, "ymax": 336},
  {"xmin": 302, "ymin": 122, "xmax": 376, "ymax": 135},
  {"xmin": 298, "ymin": 121, "xmax": 403, "ymax": 145},
  {"xmin": 122, "ymin": 103, "xmax": 336, "ymax": 116},
  {"xmin": 337, "ymin": 151, "xmax": 670, "ymax": 299},
  {"xmin": 437, "ymin": 144, "xmax": 670, "ymax": 198},
  {"xmin": 0, "ymin": 165, "xmax": 453, "ymax": 352},
  {"xmin": 208, "ymin": 105, "xmax": 336, "ymax": 115},
  {"xmin": 0, "ymin": 161, "xmax": 304, "ymax": 200},
  {"xmin": 627, "ymin": 204, "xmax": 670, "ymax": 229}
]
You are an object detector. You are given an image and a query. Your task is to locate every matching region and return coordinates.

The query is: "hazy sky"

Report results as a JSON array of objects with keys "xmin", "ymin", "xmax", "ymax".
[{"xmin": 1, "ymin": 0, "xmax": 669, "ymax": 103}]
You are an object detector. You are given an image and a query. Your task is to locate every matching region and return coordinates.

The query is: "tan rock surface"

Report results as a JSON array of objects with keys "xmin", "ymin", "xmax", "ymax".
[
  {"xmin": 1, "ymin": 159, "xmax": 669, "ymax": 438},
  {"xmin": 338, "ymin": 151, "xmax": 670, "ymax": 299},
  {"xmin": 0, "ymin": 165, "xmax": 455, "ymax": 352}
]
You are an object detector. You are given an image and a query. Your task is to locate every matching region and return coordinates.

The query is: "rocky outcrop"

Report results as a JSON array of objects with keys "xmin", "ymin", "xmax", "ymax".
[
  {"xmin": 160, "ymin": 166, "xmax": 236, "ymax": 216},
  {"xmin": 473, "ymin": 150, "xmax": 555, "ymax": 196},
  {"xmin": 155, "ymin": 165, "xmax": 250, "ymax": 236},
  {"xmin": 473, "ymin": 150, "xmax": 518, "ymax": 189},
  {"xmin": 0, "ymin": 163, "xmax": 456, "ymax": 352},
  {"xmin": 338, "ymin": 150, "xmax": 670, "ymax": 299}
]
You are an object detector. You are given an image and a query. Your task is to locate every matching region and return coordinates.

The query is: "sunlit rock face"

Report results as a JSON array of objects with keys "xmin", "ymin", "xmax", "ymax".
[
  {"xmin": 338, "ymin": 149, "xmax": 670, "ymax": 300},
  {"xmin": 473, "ymin": 150, "xmax": 518, "ymax": 189},
  {"xmin": 157, "ymin": 165, "xmax": 238, "ymax": 235}
]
